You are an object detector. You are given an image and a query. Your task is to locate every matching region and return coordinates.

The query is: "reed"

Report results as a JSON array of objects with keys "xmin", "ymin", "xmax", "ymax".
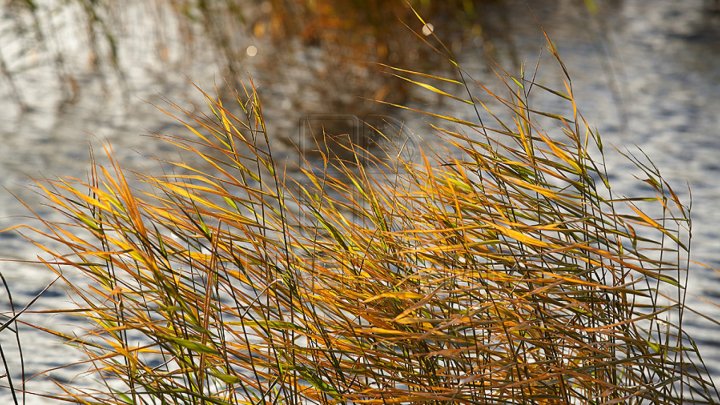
[{"xmin": 7, "ymin": 36, "xmax": 719, "ymax": 403}]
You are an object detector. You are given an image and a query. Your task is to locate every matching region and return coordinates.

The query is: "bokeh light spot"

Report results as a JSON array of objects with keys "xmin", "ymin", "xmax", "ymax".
[{"xmin": 422, "ymin": 23, "xmax": 434, "ymax": 36}]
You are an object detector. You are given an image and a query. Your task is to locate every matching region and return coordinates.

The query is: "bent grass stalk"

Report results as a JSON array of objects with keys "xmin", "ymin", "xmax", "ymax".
[{"xmin": 8, "ymin": 49, "xmax": 720, "ymax": 403}]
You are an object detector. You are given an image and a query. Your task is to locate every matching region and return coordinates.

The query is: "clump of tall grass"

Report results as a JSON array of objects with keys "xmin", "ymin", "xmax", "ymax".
[{"xmin": 11, "ymin": 44, "xmax": 720, "ymax": 403}]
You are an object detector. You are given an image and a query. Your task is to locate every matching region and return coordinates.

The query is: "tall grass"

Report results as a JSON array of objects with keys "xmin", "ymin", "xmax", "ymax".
[{"xmin": 8, "ymin": 42, "xmax": 720, "ymax": 403}]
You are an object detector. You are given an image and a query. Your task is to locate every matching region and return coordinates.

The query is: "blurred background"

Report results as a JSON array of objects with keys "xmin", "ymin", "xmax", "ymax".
[{"xmin": 1, "ymin": 0, "xmax": 719, "ymax": 401}]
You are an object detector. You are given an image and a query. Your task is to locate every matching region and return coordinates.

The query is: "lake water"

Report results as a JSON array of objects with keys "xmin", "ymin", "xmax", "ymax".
[{"xmin": 1, "ymin": 0, "xmax": 719, "ymax": 401}]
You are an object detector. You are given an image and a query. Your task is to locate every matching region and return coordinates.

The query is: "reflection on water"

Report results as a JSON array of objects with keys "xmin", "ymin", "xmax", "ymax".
[{"xmin": 1, "ymin": 0, "xmax": 720, "ymax": 400}]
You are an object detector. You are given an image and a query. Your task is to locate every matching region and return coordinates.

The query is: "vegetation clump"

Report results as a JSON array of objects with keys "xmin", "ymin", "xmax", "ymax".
[{"xmin": 8, "ymin": 46, "xmax": 720, "ymax": 404}]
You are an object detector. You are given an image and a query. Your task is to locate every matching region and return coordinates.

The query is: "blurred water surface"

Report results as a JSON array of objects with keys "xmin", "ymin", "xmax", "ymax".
[{"xmin": 1, "ymin": 0, "xmax": 719, "ymax": 401}]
